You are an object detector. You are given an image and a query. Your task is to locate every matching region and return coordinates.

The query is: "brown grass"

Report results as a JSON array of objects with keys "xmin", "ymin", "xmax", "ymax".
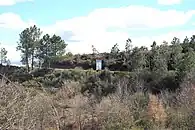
[
  {"xmin": 1, "ymin": 74, "xmax": 195, "ymax": 129},
  {"xmin": 147, "ymin": 94, "xmax": 167, "ymax": 126},
  {"xmin": 0, "ymin": 76, "xmax": 144, "ymax": 130}
]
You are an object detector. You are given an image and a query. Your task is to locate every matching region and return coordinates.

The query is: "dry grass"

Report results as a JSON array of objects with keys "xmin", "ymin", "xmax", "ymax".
[
  {"xmin": 1, "ymin": 74, "xmax": 195, "ymax": 130},
  {"xmin": 95, "ymin": 95, "xmax": 135, "ymax": 129},
  {"xmin": 0, "ymin": 76, "xmax": 100, "ymax": 130},
  {"xmin": 0, "ymin": 77, "xmax": 59, "ymax": 129},
  {"xmin": 0, "ymin": 76, "xmax": 145, "ymax": 130},
  {"xmin": 168, "ymin": 83, "xmax": 195, "ymax": 130},
  {"xmin": 147, "ymin": 94, "xmax": 167, "ymax": 128},
  {"xmin": 147, "ymin": 94, "xmax": 167, "ymax": 123}
]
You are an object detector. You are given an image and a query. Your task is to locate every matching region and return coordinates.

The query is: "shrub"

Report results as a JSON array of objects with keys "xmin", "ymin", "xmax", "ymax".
[
  {"xmin": 31, "ymin": 68, "xmax": 53, "ymax": 77},
  {"xmin": 81, "ymin": 70, "xmax": 117, "ymax": 101}
]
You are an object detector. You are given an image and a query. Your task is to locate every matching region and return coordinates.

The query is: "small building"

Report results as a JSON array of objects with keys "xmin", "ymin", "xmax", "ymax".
[{"xmin": 95, "ymin": 57, "xmax": 104, "ymax": 70}]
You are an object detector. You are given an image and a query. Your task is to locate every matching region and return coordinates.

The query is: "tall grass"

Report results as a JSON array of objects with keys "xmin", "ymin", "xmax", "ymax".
[{"xmin": 1, "ymin": 74, "xmax": 195, "ymax": 130}]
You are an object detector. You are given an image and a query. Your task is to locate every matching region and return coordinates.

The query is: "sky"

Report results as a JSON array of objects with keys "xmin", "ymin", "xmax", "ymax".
[{"xmin": 0, "ymin": 0, "xmax": 195, "ymax": 65}]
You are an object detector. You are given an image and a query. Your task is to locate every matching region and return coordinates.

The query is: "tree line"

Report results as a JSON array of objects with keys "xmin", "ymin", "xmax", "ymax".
[
  {"xmin": 107, "ymin": 36, "xmax": 195, "ymax": 74},
  {"xmin": 51, "ymin": 34, "xmax": 195, "ymax": 77},
  {"xmin": 1, "ymin": 24, "xmax": 195, "ymax": 77}
]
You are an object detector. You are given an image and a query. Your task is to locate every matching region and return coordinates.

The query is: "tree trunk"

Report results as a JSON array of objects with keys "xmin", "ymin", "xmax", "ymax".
[
  {"xmin": 0, "ymin": 54, "xmax": 2, "ymax": 65},
  {"xmin": 26, "ymin": 56, "xmax": 30, "ymax": 72},
  {"xmin": 31, "ymin": 52, "xmax": 34, "ymax": 70},
  {"xmin": 31, "ymin": 57, "xmax": 34, "ymax": 70},
  {"xmin": 38, "ymin": 60, "xmax": 41, "ymax": 69},
  {"xmin": 49, "ymin": 60, "xmax": 51, "ymax": 69}
]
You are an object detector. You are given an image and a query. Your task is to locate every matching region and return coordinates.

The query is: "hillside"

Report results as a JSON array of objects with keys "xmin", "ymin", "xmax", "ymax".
[
  {"xmin": 1, "ymin": 25, "xmax": 195, "ymax": 129},
  {"xmin": 1, "ymin": 64, "xmax": 195, "ymax": 129}
]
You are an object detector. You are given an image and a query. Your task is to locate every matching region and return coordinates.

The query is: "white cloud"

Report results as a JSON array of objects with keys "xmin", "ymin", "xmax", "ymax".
[
  {"xmin": 56, "ymin": 29, "xmax": 195, "ymax": 55},
  {"xmin": 131, "ymin": 30, "xmax": 195, "ymax": 49},
  {"xmin": 0, "ymin": 12, "xmax": 37, "ymax": 65},
  {"xmin": 0, "ymin": 12, "xmax": 36, "ymax": 30},
  {"xmin": 158, "ymin": 0, "xmax": 182, "ymax": 5},
  {"xmin": 0, "ymin": 12, "xmax": 36, "ymax": 64},
  {"xmin": 45, "ymin": 6, "xmax": 195, "ymax": 32},
  {"xmin": 43, "ymin": 5, "xmax": 195, "ymax": 54},
  {"xmin": 0, "ymin": 0, "xmax": 33, "ymax": 6}
]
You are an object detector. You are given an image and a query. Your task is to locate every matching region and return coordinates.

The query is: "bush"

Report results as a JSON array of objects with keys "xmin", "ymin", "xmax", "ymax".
[
  {"xmin": 31, "ymin": 68, "xmax": 53, "ymax": 77},
  {"xmin": 81, "ymin": 70, "xmax": 118, "ymax": 101},
  {"xmin": 11, "ymin": 69, "xmax": 33, "ymax": 83}
]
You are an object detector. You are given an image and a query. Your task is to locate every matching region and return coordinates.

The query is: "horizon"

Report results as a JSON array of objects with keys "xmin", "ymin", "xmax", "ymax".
[{"xmin": 0, "ymin": 0, "xmax": 195, "ymax": 65}]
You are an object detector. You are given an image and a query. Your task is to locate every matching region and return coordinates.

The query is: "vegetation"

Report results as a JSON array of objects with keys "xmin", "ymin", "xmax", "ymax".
[
  {"xmin": 1, "ymin": 25, "xmax": 195, "ymax": 129},
  {"xmin": 0, "ymin": 43, "xmax": 8, "ymax": 65}
]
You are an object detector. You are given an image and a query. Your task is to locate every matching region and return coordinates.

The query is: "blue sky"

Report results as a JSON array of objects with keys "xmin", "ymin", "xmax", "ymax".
[{"xmin": 0, "ymin": 0, "xmax": 195, "ymax": 65}]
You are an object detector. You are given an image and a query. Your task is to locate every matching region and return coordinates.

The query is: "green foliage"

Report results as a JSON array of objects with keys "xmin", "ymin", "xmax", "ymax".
[
  {"xmin": 17, "ymin": 25, "xmax": 42, "ymax": 72},
  {"xmin": 16, "ymin": 25, "xmax": 66, "ymax": 71},
  {"xmin": 11, "ymin": 25, "xmax": 195, "ymax": 88},
  {"xmin": 168, "ymin": 41, "xmax": 183, "ymax": 70},
  {"xmin": 36, "ymin": 34, "xmax": 67, "ymax": 68},
  {"xmin": 41, "ymin": 74, "xmax": 63, "ymax": 88},
  {"xmin": 130, "ymin": 46, "xmax": 148, "ymax": 71},
  {"xmin": 110, "ymin": 43, "xmax": 120, "ymax": 59},
  {"xmin": 35, "ymin": 33, "xmax": 51, "ymax": 68},
  {"xmin": 0, "ymin": 47, "xmax": 8, "ymax": 64},
  {"xmin": 81, "ymin": 70, "xmax": 115, "ymax": 99},
  {"xmin": 11, "ymin": 67, "xmax": 33, "ymax": 83},
  {"xmin": 178, "ymin": 49, "xmax": 195, "ymax": 73},
  {"xmin": 4, "ymin": 24, "xmax": 195, "ymax": 129},
  {"xmin": 30, "ymin": 68, "xmax": 53, "ymax": 77}
]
